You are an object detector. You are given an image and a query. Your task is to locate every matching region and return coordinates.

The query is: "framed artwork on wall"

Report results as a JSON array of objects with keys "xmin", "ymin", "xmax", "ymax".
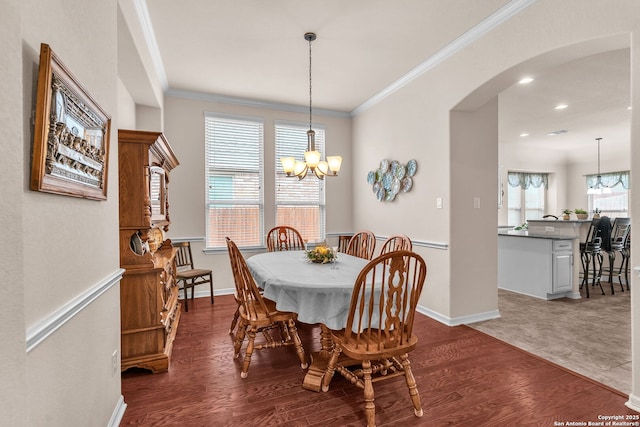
[{"xmin": 30, "ymin": 43, "xmax": 111, "ymax": 201}]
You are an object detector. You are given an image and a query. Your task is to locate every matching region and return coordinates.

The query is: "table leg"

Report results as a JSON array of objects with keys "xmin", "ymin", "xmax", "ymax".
[{"xmin": 302, "ymin": 324, "xmax": 334, "ymax": 391}]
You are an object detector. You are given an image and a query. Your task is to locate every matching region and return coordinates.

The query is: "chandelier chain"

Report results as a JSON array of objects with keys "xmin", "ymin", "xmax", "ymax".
[
  {"xmin": 596, "ymin": 137, "xmax": 602, "ymax": 175},
  {"xmin": 308, "ymin": 36, "xmax": 312, "ymax": 131}
]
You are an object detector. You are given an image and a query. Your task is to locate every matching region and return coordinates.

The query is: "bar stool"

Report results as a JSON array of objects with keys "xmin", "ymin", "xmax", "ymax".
[
  {"xmin": 615, "ymin": 225, "xmax": 631, "ymax": 291},
  {"xmin": 605, "ymin": 218, "xmax": 630, "ymax": 294},
  {"xmin": 580, "ymin": 218, "xmax": 604, "ymax": 298}
]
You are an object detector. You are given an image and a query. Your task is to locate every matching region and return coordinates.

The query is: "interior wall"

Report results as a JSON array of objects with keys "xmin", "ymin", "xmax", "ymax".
[
  {"xmin": 450, "ymin": 99, "xmax": 499, "ymax": 319},
  {"xmin": 162, "ymin": 94, "xmax": 353, "ymax": 294},
  {"xmin": 628, "ymin": 27, "xmax": 640, "ymax": 408},
  {"xmin": 118, "ymin": 77, "xmax": 136, "ymax": 130},
  {"xmin": 19, "ymin": 0, "xmax": 123, "ymax": 425},
  {"xmin": 136, "ymin": 104, "xmax": 163, "ymax": 131},
  {"xmin": 0, "ymin": 1, "xmax": 27, "ymax": 425}
]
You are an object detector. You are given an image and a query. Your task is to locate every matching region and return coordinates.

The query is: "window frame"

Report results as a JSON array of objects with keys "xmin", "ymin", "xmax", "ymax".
[
  {"xmin": 507, "ymin": 172, "xmax": 547, "ymax": 226},
  {"xmin": 204, "ymin": 112, "xmax": 265, "ymax": 250}
]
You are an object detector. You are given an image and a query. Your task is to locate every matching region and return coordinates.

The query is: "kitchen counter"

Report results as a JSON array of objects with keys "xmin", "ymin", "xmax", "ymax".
[
  {"xmin": 498, "ymin": 229, "xmax": 578, "ymax": 240},
  {"xmin": 526, "ymin": 219, "xmax": 592, "ymax": 240},
  {"xmin": 498, "ymin": 231, "xmax": 581, "ymax": 300}
]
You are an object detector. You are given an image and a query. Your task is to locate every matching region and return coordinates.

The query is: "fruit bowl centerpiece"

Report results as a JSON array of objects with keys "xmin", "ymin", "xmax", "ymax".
[{"xmin": 305, "ymin": 245, "xmax": 336, "ymax": 264}]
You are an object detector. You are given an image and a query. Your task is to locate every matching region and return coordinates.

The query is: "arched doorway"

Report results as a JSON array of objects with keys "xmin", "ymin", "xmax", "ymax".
[{"xmin": 450, "ymin": 35, "xmax": 632, "ymax": 392}]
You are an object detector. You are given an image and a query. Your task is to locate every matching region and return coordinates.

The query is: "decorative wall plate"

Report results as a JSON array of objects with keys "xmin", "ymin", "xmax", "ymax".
[
  {"xmin": 379, "ymin": 159, "xmax": 390, "ymax": 173},
  {"xmin": 382, "ymin": 172, "xmax": 393, "ymax": 190},
  {"xmin": 402, "ymin": 177, "xmax": 413, "ymax": 192},
  {"xmin": 406, "ymin": 159, "xmax": 417, "ymax": 177},
  {"xmin": 367, "ymin": 158, "xmax": 417, "ymax": 202}
]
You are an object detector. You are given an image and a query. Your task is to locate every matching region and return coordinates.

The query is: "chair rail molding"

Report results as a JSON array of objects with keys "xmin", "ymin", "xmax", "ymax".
[{"xmin": 26, "ymin": 268, "xmax": 125, "ymax": 352}]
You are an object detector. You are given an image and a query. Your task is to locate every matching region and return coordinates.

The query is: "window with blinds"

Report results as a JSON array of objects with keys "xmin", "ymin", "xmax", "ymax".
[
  {"xmin": 587, "ymin": 171, "xmax": 630, "ymax": 218},
  {"xmin": 275, "ymin": 121, "xmax": 326, "ymax": 243},
  {"xmin": 205, "ymin": 113, "xmax": 264, "ymax": 249},
  {"xmin": 507, "ymin": 172, "xmax": 547, "ymax": 226}
]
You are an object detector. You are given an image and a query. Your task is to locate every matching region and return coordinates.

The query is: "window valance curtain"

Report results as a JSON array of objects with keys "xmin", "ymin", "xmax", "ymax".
[
  {"xmin": 586, "ymin": 171, "xmax": 629, "ymax": 190},
  {"xmin": 507, "ymin": 172, "xmax": 548, "ymax": 189}
]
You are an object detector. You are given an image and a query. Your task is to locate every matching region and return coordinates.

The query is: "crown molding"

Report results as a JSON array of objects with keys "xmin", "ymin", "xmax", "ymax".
[
  {"xmin": 166, "ymin": 88, "xmax": 351, "ymax": 118},
  {"xmin": 135, "ymin": 0, "xmax": 535, "ymax": 117},
  {"xmin": 352, "ymin": 0, "xmax": 537, "ymax": 115}
]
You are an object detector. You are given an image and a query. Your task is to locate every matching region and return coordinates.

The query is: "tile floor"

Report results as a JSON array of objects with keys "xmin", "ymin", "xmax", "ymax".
[{"xmin": 469, "ymin": 285, "xmax": 631, "ymax": 394}]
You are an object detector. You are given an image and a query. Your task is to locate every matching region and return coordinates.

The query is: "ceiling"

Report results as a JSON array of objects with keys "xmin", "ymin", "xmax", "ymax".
[{"xmin": 119, "ymin": 0, "xmax": 631, "ymax": 161}]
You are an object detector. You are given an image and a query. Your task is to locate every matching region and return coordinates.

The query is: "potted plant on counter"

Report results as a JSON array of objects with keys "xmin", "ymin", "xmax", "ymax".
[
  {"xmin": 575, "ymin": 208, "xmax": 588, "ymax": 220},
  {"xmin": 562, "ymin": 209, "xmax": 573, "ymax": 220}
]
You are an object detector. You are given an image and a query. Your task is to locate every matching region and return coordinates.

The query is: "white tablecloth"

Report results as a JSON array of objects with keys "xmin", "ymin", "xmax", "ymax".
[{"xmin": 246, "ymin": 250, "xmax": 369, "ymax": 330}]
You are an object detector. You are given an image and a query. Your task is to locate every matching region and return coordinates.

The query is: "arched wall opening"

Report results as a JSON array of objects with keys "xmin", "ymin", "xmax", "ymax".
[
  {"xmin": 448, "ymin": 35, "xmax": 633, "ymax": 392},
  {"xmin": 449, "ymin": 34, "xmax": 631, "ymax": 320}
]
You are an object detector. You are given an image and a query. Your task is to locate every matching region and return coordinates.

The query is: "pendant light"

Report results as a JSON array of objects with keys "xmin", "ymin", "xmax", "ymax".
[
  {"xmin": 587, "ymin": 137, "xmax": 612, "ymax": 194},
  {"xmin": 280, "ymin": 32, "xmax": 342, "ymax": 180}
]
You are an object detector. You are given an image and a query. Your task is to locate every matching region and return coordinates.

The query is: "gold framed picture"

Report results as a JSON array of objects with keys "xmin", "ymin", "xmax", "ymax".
[{"xmin": 30, "ymin": 43, "xmax": 111, "ymax": 201}]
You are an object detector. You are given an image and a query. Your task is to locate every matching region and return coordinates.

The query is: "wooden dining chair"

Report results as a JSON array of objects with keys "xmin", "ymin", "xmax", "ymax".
[
  {"xmin": 225, "ymin": 237, "xmax": 308, "ymax": 378},
  {"xmin": 266, "ymin": 226, "xmax": 305, "ymax": 252},
  {"xmin": 321, "ymin": 250, "xmax": 427, "ymax": 426},
  {"xmin": 174, "ymin": 241, "xmax": 214, "ymax": 312},
  {"xmin": 379, "ymin": 234, "xmax": 412, "ymax": 255},
  {"xmin": 345, "ymin": 230, "xmax": 376, "ymax": 260}
]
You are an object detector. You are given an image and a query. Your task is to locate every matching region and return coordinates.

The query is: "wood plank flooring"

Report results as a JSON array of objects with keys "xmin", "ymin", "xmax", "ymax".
[{"xmin": 121, "ymin": 295, "xmax": 636, "ymax": 426}]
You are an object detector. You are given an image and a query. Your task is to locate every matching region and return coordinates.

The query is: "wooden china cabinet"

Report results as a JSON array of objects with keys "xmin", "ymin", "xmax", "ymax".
[{"xmin": 118, "ymin": 129, "xmax": 180, "ymax": 373}]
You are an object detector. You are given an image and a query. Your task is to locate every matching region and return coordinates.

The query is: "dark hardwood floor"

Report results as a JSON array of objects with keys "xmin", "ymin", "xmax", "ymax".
[{"xmin": 121, "ymin": 295, "xmax": 636, "ymax": 426}]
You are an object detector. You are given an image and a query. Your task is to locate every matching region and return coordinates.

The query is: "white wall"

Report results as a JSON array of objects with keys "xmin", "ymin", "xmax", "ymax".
[
  {"xmin": 0, "ymin": 1, "xmax": 27, "ymax": 425},
  {"xmin": 118, "ymin": 77, "xmax": 136, "ymax": 130},
  {"xmin": 7, "ymin": 0, "xmax": 124, "ymax": 425},
  {"xmin": 162, "ymin": 94, "xmax": 353, "ymax": 294},
  {"xmin": 628, "ymin": 27, "xmax": 640, "ymax": 410}
]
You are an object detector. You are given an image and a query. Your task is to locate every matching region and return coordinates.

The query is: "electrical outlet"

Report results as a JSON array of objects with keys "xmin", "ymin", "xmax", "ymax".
[
  {"xmin": 474, "ymin": 197, "xmax": 480, "ymax": 209},
  {"xmin": 112, "ymin": 350, "xmax": 118, "ymax": 376}
]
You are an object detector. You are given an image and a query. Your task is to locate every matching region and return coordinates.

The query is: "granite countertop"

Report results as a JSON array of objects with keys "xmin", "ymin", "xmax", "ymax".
[
  {"xmin": 497, "ymin": 229, "xmax": 578, "ymax": 240},
  {"xmin": 526, "ymin": 219, "xmax": 592, "ymax": 224}
]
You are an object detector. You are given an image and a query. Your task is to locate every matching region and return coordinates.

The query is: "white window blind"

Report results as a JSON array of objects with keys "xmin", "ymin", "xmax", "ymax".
[
  {"xmin": 205, "ymin": 113, "xmax": 264, "ymax": 249},
  {"xmin": 275, "ymin": 121, "xmax": 326, "ymax": 243}
]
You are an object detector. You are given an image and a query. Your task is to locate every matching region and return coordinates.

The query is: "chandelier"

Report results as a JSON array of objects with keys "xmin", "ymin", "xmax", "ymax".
[
  {"xmin": 587, "ymin": 137, "xmax": 612, "ymax": 194},
  {"xmin": 280, "ymin": 32, "xmax": 342, "ymax": 180}
]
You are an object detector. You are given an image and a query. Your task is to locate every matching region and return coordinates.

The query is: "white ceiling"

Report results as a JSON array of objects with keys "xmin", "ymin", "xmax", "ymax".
[
  {"xmin": 119, "ymin": 0, "xmax": 631, "ymax": 161},
  {"xmin": 499, "ymin": 48, "xmax": 630, "ymax": 161}
]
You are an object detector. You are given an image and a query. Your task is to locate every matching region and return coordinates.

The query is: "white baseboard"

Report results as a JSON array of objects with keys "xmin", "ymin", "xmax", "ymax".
[
  {"xmin": 626, "ymin": 393, "xmax": 640, "ymax": 413},
  {"xmin": 416, "ymin": 305, "xmax": 501, "ymax": 326},
  {"xmin": 108, "ymin": 395, "xmax": 127, "ymax": 427},
  {"xmin": 193, "ymin": 290, "xmax": 501, "ymax": 328}
]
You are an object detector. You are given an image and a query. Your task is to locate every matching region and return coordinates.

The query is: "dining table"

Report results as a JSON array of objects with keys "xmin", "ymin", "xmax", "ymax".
[{"xmin": 246, "ymin": 249, "xmax": 369, "ymax": 391}]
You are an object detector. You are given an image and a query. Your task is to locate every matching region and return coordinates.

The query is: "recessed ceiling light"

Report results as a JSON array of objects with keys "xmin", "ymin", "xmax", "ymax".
[
  {"xmin": 518, "ymin": 77, "xmax": 534, "ymax": 84},
  {"xmin": 555, "ymin": 104, "xmax": 568, "ymax": 110},
  {"xmin": 628, "ymin": 106, "xmax": 632, "ymax": 110},
  {"xmin": 520, "ymin": 133, "xmax": 529, "ymax": 137}
]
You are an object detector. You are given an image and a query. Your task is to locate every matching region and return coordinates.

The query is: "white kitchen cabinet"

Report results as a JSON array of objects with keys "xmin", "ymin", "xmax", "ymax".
[
  {"xmin": 498, "ymin": 232, "xmax": 576, "ymax": 300},
  {"xmin": 552, "ymin": 240, "xmax": 573, "ymax": 293}
]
